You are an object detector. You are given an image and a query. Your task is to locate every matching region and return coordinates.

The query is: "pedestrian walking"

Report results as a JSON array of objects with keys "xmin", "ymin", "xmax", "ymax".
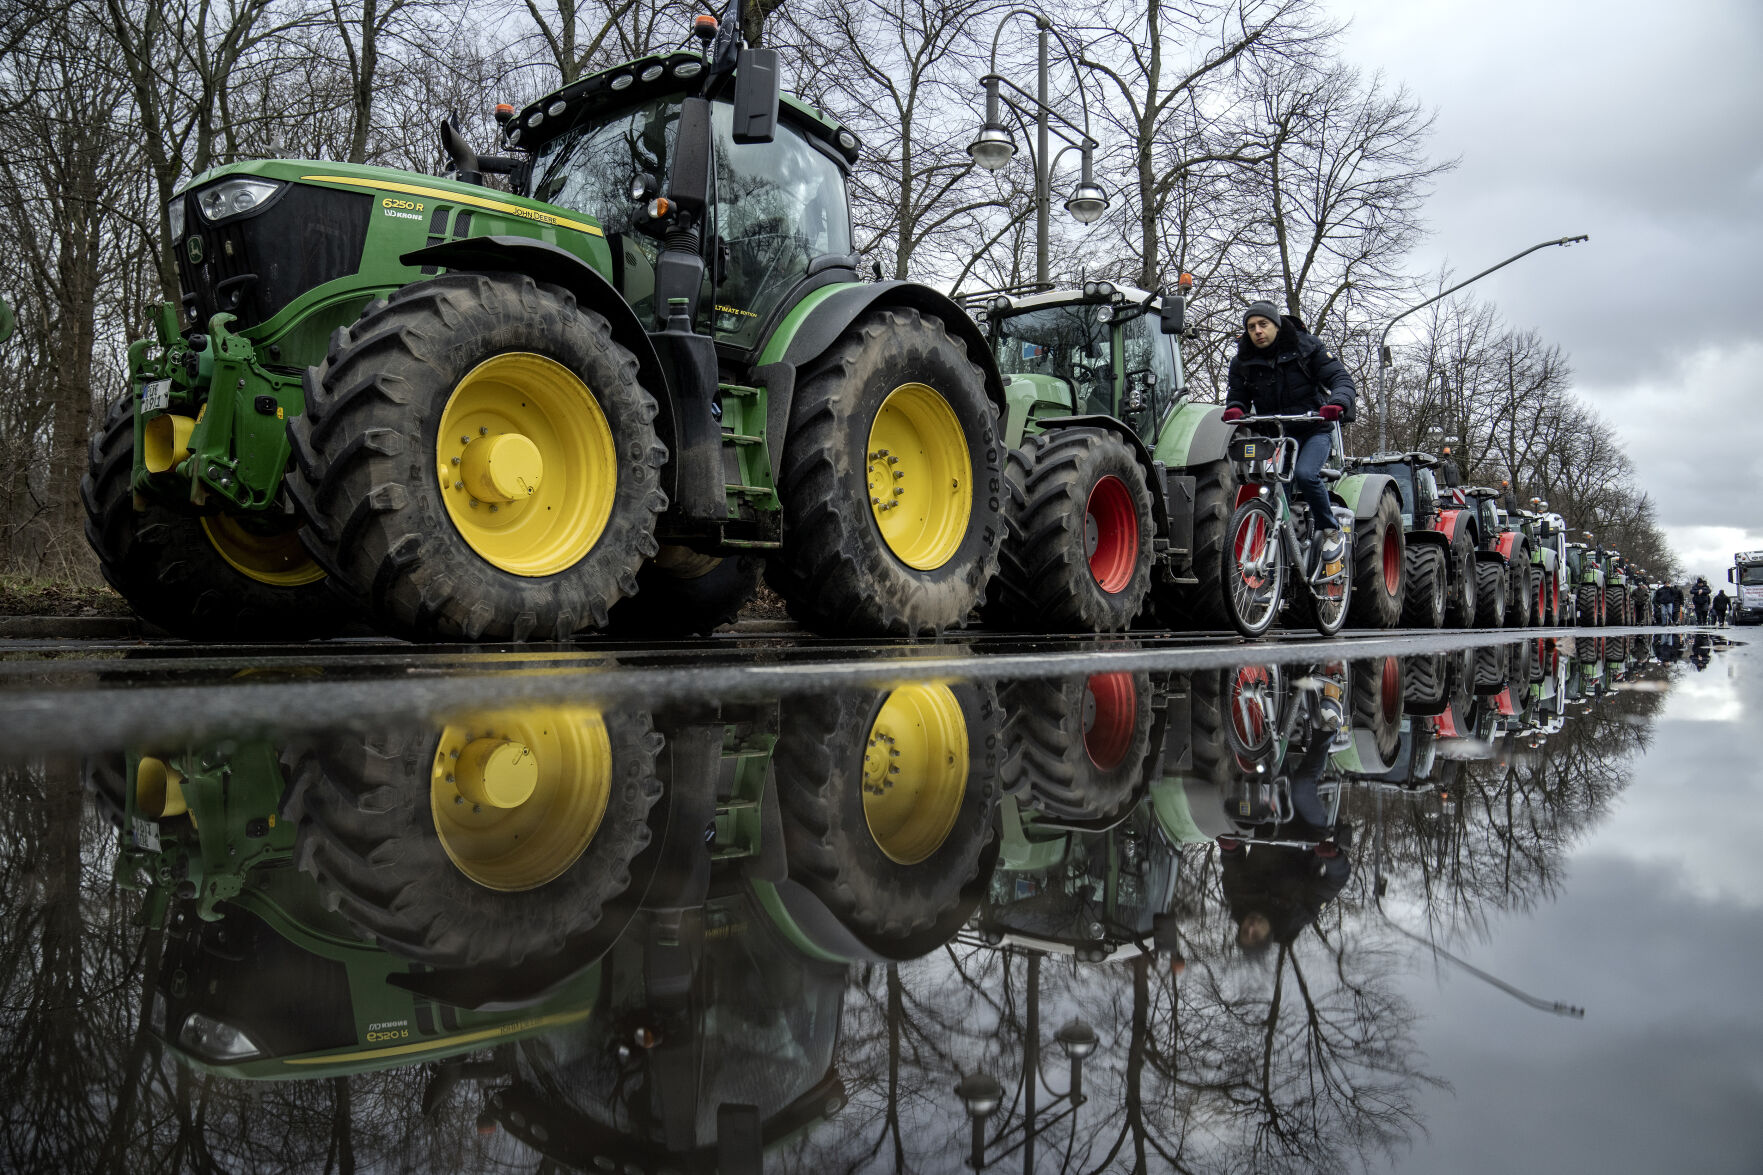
[
  {"xmin": 1691, "ymin": 577, "xmax": 1712, "ymax": 626},
  {"xmin": 1713, "ymin": 588, "xmax": 1731, "ymax": 627}
]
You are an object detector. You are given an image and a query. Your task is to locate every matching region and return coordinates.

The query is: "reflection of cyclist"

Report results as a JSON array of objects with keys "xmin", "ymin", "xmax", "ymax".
[{"xmin": 1221, "ymin": 837, "xmax": 1350, "ymax": 953}]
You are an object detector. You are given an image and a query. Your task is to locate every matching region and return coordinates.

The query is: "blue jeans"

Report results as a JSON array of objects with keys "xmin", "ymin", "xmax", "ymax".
[{"xmin": 1285, "ymin": 430, "xmax": 1336, "ymax": 532}]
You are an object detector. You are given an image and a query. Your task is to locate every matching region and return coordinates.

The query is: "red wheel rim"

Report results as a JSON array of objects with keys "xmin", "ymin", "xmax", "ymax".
[
  {"xmin": 1382, "ymin": 522, "xmax": 1402, "ymax": 593},
  {"xmin": 1085, "ymin": 475, "xmax": 1139, "ymax": 593},
  {"xmin": 1379, "ymin": 655, "xmax": 1401, "ymax": 722},
  {"xmin": 1083, "ymin": 673, "xmax": 1136, "ymax": 770}
]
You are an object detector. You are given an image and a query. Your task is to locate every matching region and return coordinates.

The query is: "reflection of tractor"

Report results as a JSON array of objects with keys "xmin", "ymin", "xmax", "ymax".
[
  {"xmin": 977, "ymin": 282, "xmax": 1401, "ymax": 631},
  {"xmin": 87, "ymin": 741, "xmax": 604, "ymax": 1079},
  {"xmin": 86, "ymin": 24, "xmax": 1027, "ymax": 642}
]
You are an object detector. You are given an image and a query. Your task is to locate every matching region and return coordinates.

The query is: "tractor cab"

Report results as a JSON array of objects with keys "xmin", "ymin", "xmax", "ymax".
[
  {"xmin": 1345, "ymin": 451, "xmax": 1442, "ymax": 527},
  {"xmin": 975, "ymin": 280, "xmax": 1188, "ymax": 447},
  {"xmin": 510, "ymin": 49, "xmax": 862, "ymax": 351}
]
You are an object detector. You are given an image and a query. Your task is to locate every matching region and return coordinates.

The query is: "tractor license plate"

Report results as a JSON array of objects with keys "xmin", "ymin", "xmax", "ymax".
[
  {"xmin": 141, "ymin": 380, "xmax": 171, "ymax": 413},
  {"xmin": 132, "ymin": 816, "xmax": 161, "ymax": 852}
]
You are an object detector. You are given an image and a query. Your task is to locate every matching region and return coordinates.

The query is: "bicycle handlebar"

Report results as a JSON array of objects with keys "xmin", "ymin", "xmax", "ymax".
[{"xmin": 1228, "ymin": 412, "xmax": 1327, "ymax": 425}]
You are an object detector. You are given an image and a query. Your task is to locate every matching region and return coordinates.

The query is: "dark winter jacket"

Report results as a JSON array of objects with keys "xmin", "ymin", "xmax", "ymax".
[
  {"xmin": 1691, "ymin": 582, "xmax": 1712, "ymax": 609},
  {"xmin": 1221, "ymin": 842, "xmax": 1350, "ymax": 947},
  {"xmin": 1714, "ymin": 591, "xmax": 1731, "ymax": 617},
  {"xmin": 1225, "ymin": 316, "xmax": 1357, "ymax": 437}
]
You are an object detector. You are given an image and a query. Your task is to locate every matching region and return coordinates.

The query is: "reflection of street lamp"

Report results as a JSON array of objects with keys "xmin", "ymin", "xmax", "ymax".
[
  {"xmin": 967, "ymin": 12, "xmax": 1107, "ymax": 285},
  {"xmin": 955, "ymin": 956, "xmax": 1098, "ymax": 1169},
  {"xmin": 1377, "ymin": 235, "xmax": 1588, "ymax": 451}
]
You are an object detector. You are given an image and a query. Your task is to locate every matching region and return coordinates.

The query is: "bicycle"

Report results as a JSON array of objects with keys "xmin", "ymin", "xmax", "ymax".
[{"xmin": 1219, "ymin": 413, "xmax": 1353, "ymax": 638}]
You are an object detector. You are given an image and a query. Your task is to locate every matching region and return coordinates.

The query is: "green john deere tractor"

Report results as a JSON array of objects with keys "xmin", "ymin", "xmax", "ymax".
[
  {"xmin": 85, "ymin": 27, "xmax": 1011, "ymax": 641},
  {"xmin": 974, "ymin": 281, "xmax": 1400, "ymax": 631}
]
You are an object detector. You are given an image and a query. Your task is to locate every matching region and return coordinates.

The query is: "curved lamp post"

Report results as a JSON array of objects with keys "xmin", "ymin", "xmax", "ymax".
[
  {"xmin": 1377, "ymin": 235, "xmax": 1589, "ymax": 451},
  {"xmin": 967, "ymin": 11, "xmax": 1108, "ymax": 285}
]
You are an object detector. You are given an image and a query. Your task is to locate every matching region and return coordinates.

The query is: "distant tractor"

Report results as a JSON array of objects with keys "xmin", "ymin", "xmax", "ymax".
[
  {"xmin": 1455, "ymin": 485, "xmax": 1537, "ymax": 628},
  {"xmin": 1564, "ymin": 538, "xmax": 1607, "ymax": 626},
  {"xmin": 1341, "ymin": 450, "xmax": 1476, "ymax": 628}
]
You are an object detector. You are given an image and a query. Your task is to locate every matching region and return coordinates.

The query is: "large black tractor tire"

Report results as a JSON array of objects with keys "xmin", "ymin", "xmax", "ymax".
[
  {"xmin": 987, "ymin": 429, "xmax": 1154, "ymax": 632},
  {"xmin": 1347, "ymin": 490, "xmax": 1405, "ymax": 629},
  {"xmin": 286, "ymin": 273, "xmax": 667, "ymax": 642},
  {"xmin": 766, "ymin": 308, "xmax": 1004, "ymax": 636},
  {"xmin": 1506, "ymin": 545, "xmax": 1532, "ymax": 629},
  {"xmin": 1150, "ymin": 458, "xmax": 1238, "ymax": 630},
  {"xmin": 288, "ymin": 707, "xmax": 663, "ymax": 970},
  {"xmin": 1473, "ymin": 561, "xmax": 1507, "ymax": 627},
  {"xmin": 1528, "ymin": 567, "xmax": 1546, "ymax": 626},
  {"xmin": 773, "ymin": 681, "xmax": 1001, "ymax": 944},
  {"xmin": 1402, "ymin": 652, "xmax": 1449, "ymax": 715},
  {"xmin": 1400, "ymin": 545, "xmax": 1448, "ymax": 629},
  {"xmin": 82, "ymin": 397, "xmax": 352, "ymax": 641},
  {"xmin": 1576, "ymin": 583, "xmax": 1602, "ymax": 628},
  {"xmin": 1002, "ymin": 672, "xmax": 1156, "ymax": 826},
  {"xmin": 1444, "ymin": 525, "xmax": 1478, "ymax": 627},
  {"xmin": 1604, "ymin": 585, "xmax": 1628, "ymax": 626},
  {"xmin": 1351, "ymin": 655, "xmax": 1404, "ymax": 769},
  {"xmin": 604, "ymin": 548, "xmax": 762, "ymax": 636}
]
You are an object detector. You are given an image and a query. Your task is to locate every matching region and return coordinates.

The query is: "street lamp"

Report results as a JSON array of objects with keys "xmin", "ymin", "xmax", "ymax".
[
  {"xmin": 1376, "ymin": 235, "xmax": 1589, "ymax": 451},
  {"xmin": 967, "ymin": 12, "xmax": 1107, "ymax": 285}
]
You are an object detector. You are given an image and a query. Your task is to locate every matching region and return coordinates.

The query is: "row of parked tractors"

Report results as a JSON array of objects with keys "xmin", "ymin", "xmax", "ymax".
[{"xmin": 79, "ymin": 27, "xmax": 1653, "ymax": 643}]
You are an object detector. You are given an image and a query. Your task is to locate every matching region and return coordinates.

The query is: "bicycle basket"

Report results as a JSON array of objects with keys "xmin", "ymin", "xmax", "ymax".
[{"xmin": 1229, "ymin": 434, "xmax": 1294, "ymax": 484}]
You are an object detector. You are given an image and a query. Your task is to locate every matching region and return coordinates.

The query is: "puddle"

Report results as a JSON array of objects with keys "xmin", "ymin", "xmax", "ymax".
[{"xmin": 2, "ymin": 631, "xmax": 1755, "ymax": 1172}]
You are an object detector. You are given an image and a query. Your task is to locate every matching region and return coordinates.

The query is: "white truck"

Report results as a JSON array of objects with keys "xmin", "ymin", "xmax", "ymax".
[{"xmin": 1729, "ymin": 550, "xmax": 1763, "ymax": 625}]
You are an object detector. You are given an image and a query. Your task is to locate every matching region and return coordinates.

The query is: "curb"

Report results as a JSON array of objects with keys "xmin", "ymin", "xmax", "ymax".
[{"xmin": 0, "ymin": 615, "xmax": 145, "ymax": 639}]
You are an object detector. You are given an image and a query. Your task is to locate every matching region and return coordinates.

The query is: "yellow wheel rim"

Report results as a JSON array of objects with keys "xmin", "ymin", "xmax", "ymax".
[
  {"xmin": 861, "ymin": 684, "xmax": 968, "ymax": 865},
  {"xmin": 429, "ymin": 707, "xmax": 612, "ymax": 891},
  {"xmin": 436, "ymin": 353, "xmax": 616, "ymax": 577},
  {"xmin": 201, "ymin": 515, "xmax": 326, "ymax": 586},
  {"xmin": 865, "ymin": 382, "xmax": 973, "ymax": 570}
]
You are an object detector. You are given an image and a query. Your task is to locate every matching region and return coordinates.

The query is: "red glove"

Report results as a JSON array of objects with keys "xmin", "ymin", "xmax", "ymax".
[
  {"xmin": 1318, "ymin": 404, "xmax": 1343, "ymax": 421},
  {"xmin": 1221, "ymin": 407, "xmax": 1245, "ymax": 423}
]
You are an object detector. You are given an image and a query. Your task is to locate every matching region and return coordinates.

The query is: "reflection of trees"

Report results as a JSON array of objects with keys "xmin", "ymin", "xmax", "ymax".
[{"xmin": 1347, "ymin": 647, "xmax": 1670, "ymax": 945}]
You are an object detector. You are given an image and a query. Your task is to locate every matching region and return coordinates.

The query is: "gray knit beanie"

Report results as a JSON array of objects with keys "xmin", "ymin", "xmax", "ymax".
[{"xmin": 1243, "ymin": 300, "xmax": 1281, "ymax": 330}]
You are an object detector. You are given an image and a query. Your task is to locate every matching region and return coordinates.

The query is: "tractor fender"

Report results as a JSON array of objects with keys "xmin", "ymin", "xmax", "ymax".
[
  {"xmin": 753, "ymin": 281, "xmax": 1007, "ymax": 487},
  {"xmin": 1030, "ymin": 414, "xmax": 1171, "ymax": 539},
  {"xmin": 1405, "ymin": 528, "xmax": 1449, "ymax": 551},
  {"xmin": 1335, "ymin": 471, "xmax": 1400, "ymax": 522},
  {"xmin": 1151, "ymin": 400, "xmax": 1233, "ymax": 468},
  {"xmin": 400, "ymin": 234, "xmax": 676, "ymax": 480},
  {"xmin": 1474, "ymin": 549, "xmax": 1508, "ymax": 565},
  {"xmin": 1432, "ymin": 507, "xmax": 1473, "ymax": 545}
]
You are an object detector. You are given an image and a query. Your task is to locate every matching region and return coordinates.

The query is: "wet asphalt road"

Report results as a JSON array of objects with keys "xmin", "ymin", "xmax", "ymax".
[{"xmin": 1, "ymin": 624, "xmax": 1723, "ymax": 755}]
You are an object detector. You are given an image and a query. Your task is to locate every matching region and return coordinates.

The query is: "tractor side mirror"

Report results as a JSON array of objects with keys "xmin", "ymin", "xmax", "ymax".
[
  {"xmin": 731, "ymin": 48, "xmax": 780, "ymax": 144},
  {"xmin": 1160, "ymin": 296, "xmax": 1185, "ymax": 335}
]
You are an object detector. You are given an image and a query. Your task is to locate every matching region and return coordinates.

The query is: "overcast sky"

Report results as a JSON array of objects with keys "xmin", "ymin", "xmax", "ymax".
[{"xmin": 1332, "ymin": 0, "xmax": 1763, "ymax": 584}]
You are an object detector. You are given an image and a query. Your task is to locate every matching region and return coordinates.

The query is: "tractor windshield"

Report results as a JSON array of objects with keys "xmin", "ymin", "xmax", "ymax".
[
  {"xmin": 1368, "ymin": 462, "xmax": 1417, "ymax": 516},
  {"xmin": 530, "ymin": 96, "xmax": 853, "ymax": 348},
  {"xmin": 708, "ymin": 104, "xmax": 852, "ymax": 349},
  {"xmin": 992, "ymin": 304, "xmax": 1113, "ymax": 415},
  {"xmin": 1118, "ymin": 308, "xmax": 1181, "ymax": 439},
  {"xmin": 533, "ymin": 94, "xmax": 683, "ymax": 325}
]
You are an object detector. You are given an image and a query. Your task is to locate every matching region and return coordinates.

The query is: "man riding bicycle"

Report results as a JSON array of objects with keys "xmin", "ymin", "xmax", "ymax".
[{"xmin": 1222, "ymin": 301, "xmax": 1357, "ymax": 555}]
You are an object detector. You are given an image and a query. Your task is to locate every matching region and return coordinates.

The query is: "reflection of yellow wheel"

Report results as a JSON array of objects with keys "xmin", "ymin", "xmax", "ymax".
[
  {"xmin": 201, "ymin": 514, "xmax": 326, "ymax": 586},
  {"xmin": 865, "ymin": 382, "xmax": 973, "ymax": 571},
  {"xmin": 429, "ymin": 707, "xmax": 611, "ymax": 891},
  {"xmin": 435, "ymin": 352, "xmax": 616, "ymax": 577},
  {"xmin": 861, "ymin": 683, "xmax": 968, "ymax": 864}
]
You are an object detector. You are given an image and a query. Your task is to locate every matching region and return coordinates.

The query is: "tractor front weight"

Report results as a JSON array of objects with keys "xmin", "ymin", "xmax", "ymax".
[{"xmin": 130, "ymin": 306, "xmax": 301, "ymax": 513}]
